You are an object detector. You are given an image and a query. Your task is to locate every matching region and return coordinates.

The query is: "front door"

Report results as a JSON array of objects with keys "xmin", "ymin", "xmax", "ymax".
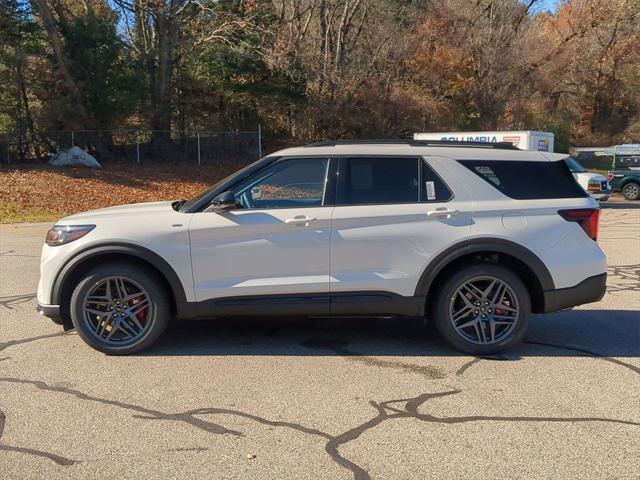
[{"xmin": 189, "ymin": 157, "xmax": 333, "ymax": 309}]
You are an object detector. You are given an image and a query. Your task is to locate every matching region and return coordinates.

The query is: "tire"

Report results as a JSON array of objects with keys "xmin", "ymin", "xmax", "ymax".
[
  {"xmin": 70, "ymin": 263, "xmax": 170, "ymax": 355},
  {"xmin": 431, "ymin": 263, "xmax": 531, "ymax": 355},
  {"xmin": 622, "ymin": 182, "xmax": 640, "ymax": 201}
]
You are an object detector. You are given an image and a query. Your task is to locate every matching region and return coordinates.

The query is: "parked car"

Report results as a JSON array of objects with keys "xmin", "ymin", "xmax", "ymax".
[
  {"xmin": 37, "ymin": 140, "xmax": 607, "ymax": 355},
  {"xmin": 608, "ymin": 168, "xmax": 640, "ymax": 201},
  {"xmin": 563, "ymin": 157, "xmax": 610, "ymax": 201}
]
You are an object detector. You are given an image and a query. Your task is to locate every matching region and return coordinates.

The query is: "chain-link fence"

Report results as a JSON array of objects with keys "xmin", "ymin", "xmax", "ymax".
[{"xmin": 0, "ymin": 128, "xmax": 262, "ymax": 165}]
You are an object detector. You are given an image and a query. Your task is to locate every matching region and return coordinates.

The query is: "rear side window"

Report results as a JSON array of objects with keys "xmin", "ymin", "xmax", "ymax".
[
  {"xmin": 336, "ymin": 157, "xmax": 453, "ymax": 205},
  {"xmin": 337, "ymin": 157, "xmax": 419, "ymax": 205},
  {"xmin": 458, "ymin": 160, "xmax": 587, "ymax": 199}
]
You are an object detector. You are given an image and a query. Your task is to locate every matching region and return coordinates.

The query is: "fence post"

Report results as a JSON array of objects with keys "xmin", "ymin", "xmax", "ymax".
[
  {"xmin": 136, "ymin": 130, "xmax": 140, "ymax": 164},
  {"xmin": 257, "ymin": 124, "xmax": 262, "ymax": 158},
  {"xmin": 71, "ymin": 130, "xmax": 75, "ymax": 148},
  {"xmin": 197, "ymin": 131, "xmax": 201, "ymax": 165}
]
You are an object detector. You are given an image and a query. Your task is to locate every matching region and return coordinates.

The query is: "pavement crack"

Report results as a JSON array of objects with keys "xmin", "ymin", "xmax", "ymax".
[
  {"xmin": 0, "ymin": 293, "xmax": 37, "ymax": 310},
  {"xmin": 2, "ymin": 377, "xmax": 638, "ymax": 480},
  {"xmin": 185, "ymin": 407, "xmax": 332, "ymax": 439},
  {"xmin": 525, "ymin": 339, "xmax": 640, "ymax": 375},
  {"xmin": 456, "ymin": 354, "xmax": 514, "ymax": 376},
  {"xmin": 456, "ymin": 357, "xmax": 482, "ymax": 376},
  {"xmin": 0, "ymin": 377, "xmax": 242, "ymax": 437},
  {"xmin": 0, "ymin": 409, "xmax": 76, "ymax": 466},
  {"xmin": 0, "ymin": 331, "xmax": 72, "ymax": 353}
]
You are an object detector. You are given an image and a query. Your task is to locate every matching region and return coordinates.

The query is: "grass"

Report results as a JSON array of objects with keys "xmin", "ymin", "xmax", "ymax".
[{"xmin": 0, "ymin": 161, "xmax": 244, "ymax": 223}]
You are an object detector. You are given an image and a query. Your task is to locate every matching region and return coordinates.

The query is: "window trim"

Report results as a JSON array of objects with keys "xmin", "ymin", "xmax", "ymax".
[{"xmin": 334, "ymin": 155, "xmax": 454, "ymax": 207}]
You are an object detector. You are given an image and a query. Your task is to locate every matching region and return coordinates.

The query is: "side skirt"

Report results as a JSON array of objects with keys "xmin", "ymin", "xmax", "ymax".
[{"xmin": 176, "ymin": 291, "xmax": 426, "ymax": 320}]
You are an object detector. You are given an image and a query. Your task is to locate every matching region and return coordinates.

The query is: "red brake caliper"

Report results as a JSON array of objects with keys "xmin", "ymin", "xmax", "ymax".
[{"xmin": 132, "ymin": 297, "xmax": 146, "ymax": 323}]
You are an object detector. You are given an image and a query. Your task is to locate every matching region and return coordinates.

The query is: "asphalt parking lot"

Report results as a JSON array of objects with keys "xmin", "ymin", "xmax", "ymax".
[{"xmin": 1, "ymin": 201, "xmax": 639, "ymax": 480}]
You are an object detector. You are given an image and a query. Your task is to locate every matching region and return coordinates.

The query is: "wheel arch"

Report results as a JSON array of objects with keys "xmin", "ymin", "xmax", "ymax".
[
  {"xmin": 415, "ymin": 238, "xmax": 554, "ymax": 314},
  {"xmin": 52, "ymin": 243, "xmax": 189, "ymax": 322}
]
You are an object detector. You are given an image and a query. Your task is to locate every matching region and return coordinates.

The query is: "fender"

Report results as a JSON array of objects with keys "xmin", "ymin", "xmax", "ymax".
[
  {"xmin": 414, "ymin": 238, "xmax": 555, "ymax": 297},
  {"xmin": 51, "ymin": 242, "xmax": 188, "ymax": 312}
]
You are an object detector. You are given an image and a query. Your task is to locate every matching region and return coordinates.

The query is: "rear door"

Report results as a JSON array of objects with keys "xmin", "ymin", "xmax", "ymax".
[{"xmin": 329, "ymin": 156, "xmax": 473, "ymax": 304}]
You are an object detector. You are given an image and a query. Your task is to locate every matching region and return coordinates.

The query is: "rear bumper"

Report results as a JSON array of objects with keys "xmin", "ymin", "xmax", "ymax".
[
  {"xmin": 542, "ymin": 273, "xmax": 607, "ymax": 313},
  {"xmin": 36, "ymin": 302, "xmax": 61, "ymax": 321}
]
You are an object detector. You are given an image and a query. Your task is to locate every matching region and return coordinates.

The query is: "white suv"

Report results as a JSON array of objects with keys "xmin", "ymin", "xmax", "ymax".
[{"xmin": 37, "ymin": 140, "xmax": 607, "ymax": 355}]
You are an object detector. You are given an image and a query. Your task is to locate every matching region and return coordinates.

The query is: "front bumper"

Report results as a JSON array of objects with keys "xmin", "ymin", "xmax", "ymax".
[
  {"xmin": 542, "ymin": 273, "xmax": 607, "ymax": 313},
  {"xmin": 36, "ymin": 302, "xmax": 61, "ymax": 321},
  {"xmin": 587, "ymin": 190, "xmax": 611, "ymax": 200}
]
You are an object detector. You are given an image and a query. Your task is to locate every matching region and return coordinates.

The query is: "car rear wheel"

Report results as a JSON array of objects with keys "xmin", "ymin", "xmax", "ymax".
[
  {"xmin": 432, "ymin": 264, "xmax": 531, "ymax": 355},
  {"xmin": 70, "ymin": 263, "xmax": 169, "ymax": 355},
  {"xmin": 622, "ymin": 182, "xmax": 639, "ymax": 201}
]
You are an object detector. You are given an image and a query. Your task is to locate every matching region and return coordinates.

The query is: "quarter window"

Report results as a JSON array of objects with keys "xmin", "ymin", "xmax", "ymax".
[
  {"xmin": 459, "ymin": 160, "xmax": 587, "ymax": 199},
  {"xmin": 233, "ymin": 157, "xmax": 328, "ymax": 209}
]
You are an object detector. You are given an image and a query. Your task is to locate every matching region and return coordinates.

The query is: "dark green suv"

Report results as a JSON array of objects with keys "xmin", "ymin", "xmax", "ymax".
[{"xmin": 608, "ymin": 156, "xmax": 640, "ymax": 200}]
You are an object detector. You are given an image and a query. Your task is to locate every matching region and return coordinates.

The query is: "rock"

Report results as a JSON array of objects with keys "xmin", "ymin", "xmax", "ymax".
[{"xmin": 49, "ymin": 146, "xmax": 101, "ymax": 168}]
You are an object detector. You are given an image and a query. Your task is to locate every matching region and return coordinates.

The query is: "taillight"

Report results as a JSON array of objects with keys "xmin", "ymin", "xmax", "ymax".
[
  {"xmin": 558, "ymin": 209, "xmax": 599, "ymax": 241},
  {"xmin": 606, "ymin": 172, "xmax": 614, "ymax": 182}
]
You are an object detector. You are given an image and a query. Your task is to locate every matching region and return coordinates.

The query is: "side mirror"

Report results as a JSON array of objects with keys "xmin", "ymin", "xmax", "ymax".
[
  {"xmin": 251, "ymin": 186, "xmax": 262, "ymax": 199},
  {"xmin": 210, "ymin": 190, "xmax": 239, "ymax": 211}
]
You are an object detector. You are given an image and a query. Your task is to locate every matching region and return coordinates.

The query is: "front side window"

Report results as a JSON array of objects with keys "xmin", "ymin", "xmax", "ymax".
[
  {"xmin": 337, "ymin": 157, "xmax": 420, "ymax": 205},
  {"xmin": 233, "ymin": 157, "xmax": 328, "ymax": 209}
]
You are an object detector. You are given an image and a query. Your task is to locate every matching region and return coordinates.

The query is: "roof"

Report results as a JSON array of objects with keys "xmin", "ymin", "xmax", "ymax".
[{"xmin": 270, "ymin": 141, "xmax": 567, "ymax": 162}]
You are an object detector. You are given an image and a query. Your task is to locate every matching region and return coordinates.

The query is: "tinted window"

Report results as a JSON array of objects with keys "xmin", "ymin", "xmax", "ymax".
[
  {"xmin": 459, "ymin": 160, "xmax": 587, "ymax": 199},
  {"xmin": 337, "ymin": 157, "xmax": 419, "ymax": 205},
  {"xmin": 421, "ymin": 160, "xmax": 453, "ymax": 202},
  {"xmin": 233, "ymin": 158, "xmax": 328, "ymax": 208}
]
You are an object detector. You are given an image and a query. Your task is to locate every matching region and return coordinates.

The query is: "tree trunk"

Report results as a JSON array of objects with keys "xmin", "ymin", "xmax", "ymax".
[{"xmin": 30, "ymin": 0, "xmax": 86, "ymax": 122}]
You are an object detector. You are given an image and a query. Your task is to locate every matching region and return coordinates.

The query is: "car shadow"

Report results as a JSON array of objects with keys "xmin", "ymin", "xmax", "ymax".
[
  {"xmin": 146, "ymin": 309, "xmax": 639, "ymax": 359},
  {"xmin": 600, "ymin": 201, "xmax": 640, "ymax": 209}
]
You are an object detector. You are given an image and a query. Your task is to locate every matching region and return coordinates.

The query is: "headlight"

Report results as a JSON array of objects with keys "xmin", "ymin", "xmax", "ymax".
[{"xmin": 46, "ymin": 225, "xmax": 95, "ymax": 246}]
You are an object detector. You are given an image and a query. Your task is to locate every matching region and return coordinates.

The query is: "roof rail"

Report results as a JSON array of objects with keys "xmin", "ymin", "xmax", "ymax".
[{"xmin": 303, "ymin": 139, "xmax": 520, "ymax": 150}]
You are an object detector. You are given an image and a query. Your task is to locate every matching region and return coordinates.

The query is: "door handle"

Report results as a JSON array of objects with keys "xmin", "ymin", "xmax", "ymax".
[
  {"xmin": 427, "ymin": 209, "xmax": 459, "ymax": 218},
  {"xmin": 285, "ymin": 216, "xmax": 318, "ymax": 226}
]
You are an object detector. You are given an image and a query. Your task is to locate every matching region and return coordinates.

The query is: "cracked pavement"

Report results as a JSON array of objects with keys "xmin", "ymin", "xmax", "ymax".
[{"xmin": 1, "ymin": 203, "xmax": 639, "ymax": 479}]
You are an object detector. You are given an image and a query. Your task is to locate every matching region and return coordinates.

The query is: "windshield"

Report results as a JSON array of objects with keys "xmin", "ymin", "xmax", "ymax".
[{"xmin": 564, "ymin": 157, "xmax": 586, "ymax": 173}]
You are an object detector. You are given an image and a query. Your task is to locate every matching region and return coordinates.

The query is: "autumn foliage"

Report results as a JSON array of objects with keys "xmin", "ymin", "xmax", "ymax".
[{"xmin": 1, "ymin": 0, "xmax": 639, "ymax": 160}]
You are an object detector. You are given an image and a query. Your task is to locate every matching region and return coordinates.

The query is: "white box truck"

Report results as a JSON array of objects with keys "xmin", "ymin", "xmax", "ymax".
[{"xmin": 413, "ymin": 131, "xmax": 555, "ymax": 152}]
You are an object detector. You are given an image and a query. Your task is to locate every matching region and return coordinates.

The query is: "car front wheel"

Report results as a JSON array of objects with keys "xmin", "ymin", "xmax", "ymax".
[
  {"xmin": 432, "ymin": 264, "xmax": 531, "ymax": 355},
  {"xmin": 70, "ymin": 263, "xmax": 169, "ymax": 355}
]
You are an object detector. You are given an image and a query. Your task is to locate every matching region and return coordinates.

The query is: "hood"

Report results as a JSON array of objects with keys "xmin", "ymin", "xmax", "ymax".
[
  {"xmin": 57, "ymin": 200, "xmax": 176, "ymax": 224},
  {"xmin": 573, "ymin": 171, "xmax": 607, "ymax": 189},
  {"xmin": 574, "ymin": 172, "xmax": 607, "ymax": 181}
]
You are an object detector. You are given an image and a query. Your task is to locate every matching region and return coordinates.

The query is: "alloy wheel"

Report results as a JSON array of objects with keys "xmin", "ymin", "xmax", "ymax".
[
  {"xmin": 82, "ymin": 276, "xmax": 153, "ymax": 345},
  {"xmin": 623, "ymin": 183, "xmax": 639, "ymax": 199},
  {"xmin": 448, "ymin": 276, "xmax": 520, "ymax": 345}
]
